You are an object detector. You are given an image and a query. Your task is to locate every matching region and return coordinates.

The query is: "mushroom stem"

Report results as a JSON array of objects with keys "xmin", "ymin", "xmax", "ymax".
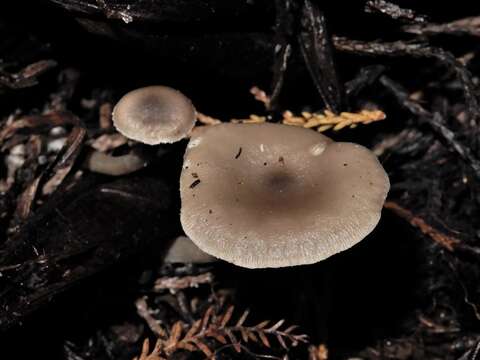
[
  {"xmin": 163, "ymin": 236, "xmax": 216, "ymax": 264},
  {"xmin": 84, "ymin": 148, "xmax": 148, "ymax": 176}
]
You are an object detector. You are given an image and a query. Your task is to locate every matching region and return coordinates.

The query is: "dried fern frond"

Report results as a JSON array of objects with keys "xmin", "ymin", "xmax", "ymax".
[
  {"xmin": 282, "ymin": 109, "xmax": 386, "ymax": 132},
  {"xmin": 196, "ymin": 109, "xmax": 385, "ymax": 133},
  {"xmin": 133, "ymin": 338, "xmax": 165, "ymax": 360},
  {"xmin": 230, "ymin": 114, "xmax": 267, "ymax": 124},
  {"xmin": 133, "ymin": 305, "xmax": 308, "ymax": 359},
  {"xmin": 196, "ymin": 112, "xmax": 222, "ymax": 125}
]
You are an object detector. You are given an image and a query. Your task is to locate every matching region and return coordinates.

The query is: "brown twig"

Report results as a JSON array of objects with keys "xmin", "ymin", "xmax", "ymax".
[
  {"xmin": 384, "ymin": 201, "xmax": 460, "ymax": 251},
  {"xmin": 89, "ymin": 133, "xmax": 127, "ymax": 152},
  {"xmin": 0, "ymin": 60, "xmax": 57, "ymax": 90},
  {"xmin": 153, "ymin": 273, "xmax": 214, "ymax": 293},
  {"xmin": 133, "ymin": 338, "xmax": 165, "ymax": 360},
  {"xmin": 42, "ymin": 126, "xmax": 86, "ymax": 195},
  {"xmin": 0, "ymin": 111, "xmax": 81, "ymax": 144},
  {"xmin": 14, "ymin": 177, "xmax": 42, "ymax": 221},
  {"xmin": 99, "ymin": 102, "xmax": 113, "ymax": 129},
  {"xmin": 12, "ymin": 126, "xmax": 86, "ymax": 222},
  {"xmin": 404, "ymin": 16, "xmax": 480, "ymax": 37},
  {"xmin": 365, "ymin": 0, "xmax": 427, "ymax": 24},
  {"xmin": 135, "ymin": 297, "xmax": 168, "ymax": 338},
  {"xmin": 250, "ymin": 86, "xmax": 271, "ymax": 107}
]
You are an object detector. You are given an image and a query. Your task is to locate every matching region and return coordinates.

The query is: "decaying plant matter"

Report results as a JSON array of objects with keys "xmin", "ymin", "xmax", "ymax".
[
  {"xmin": 133, "ymin": 305, "xmax": 308, "ymax": 359},
  {"xmin": 133, "ymin": 270, "xmax": 308, "ymax": 359},
  {"xmin": 197, "ymin": 105, "xmax": 386, "ymax": 133}
]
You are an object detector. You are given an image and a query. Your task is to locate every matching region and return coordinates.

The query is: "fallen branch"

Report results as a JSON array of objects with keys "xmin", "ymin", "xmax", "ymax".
[
  {"xmin": 404, "ymin": 16, "xmax": 480, "ymax": 37},
  {"xmin": 379, "ymin": 75, "xmax": 480, "ymax": 178},
  {"xmin": 333, "ymin": 37, "xmax": 479, "ymax": 121},
  {"xmin": 153, "ymin": 272, "xmax": 214, "ymax": 293},
  {"xmin": 365, "ymin": 0, "xmax": 427, "ymax": 24},
  {"xmin": 384, "ymin": 201, "xmax": 460, "ymax": 251}
]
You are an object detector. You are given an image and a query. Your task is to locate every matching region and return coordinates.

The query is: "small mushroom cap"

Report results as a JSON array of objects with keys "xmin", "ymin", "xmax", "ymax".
[
  {"xmin": 112, "ymin": 86, "xmax": 196, "ymax": 145},
  {"xmin": 180, "ymin": 123, "xmax": 390, "ymax": 269},
  {"xmin": 164, "ymin": 236, "xmax": 217, "ymax": 264}
]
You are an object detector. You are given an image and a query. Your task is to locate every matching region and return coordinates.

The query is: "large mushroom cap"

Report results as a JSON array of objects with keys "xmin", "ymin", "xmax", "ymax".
[
  {"xmin": 112, "ymin": 86, "xmax": 196, "ymax": 145},
  {"xmin": 180, "ymin": 123, "xmax": 390, "ymax": 269}
]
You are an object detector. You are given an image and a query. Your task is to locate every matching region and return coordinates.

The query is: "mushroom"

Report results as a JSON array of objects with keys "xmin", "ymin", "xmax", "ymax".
[
  {"xmin": 163, "ymin": 235, "xmax": 216, "ymax": 264},
  {"xmin": 84, "ymin": 149, "xmax": 148, "ymax": 176},
  {"xmin": 180, "ymin": 123, "xmax": 390, "ymax": 269},
  {"xmin": 112, "ymin": 86, "xmax": 196, "ymax": 145}
]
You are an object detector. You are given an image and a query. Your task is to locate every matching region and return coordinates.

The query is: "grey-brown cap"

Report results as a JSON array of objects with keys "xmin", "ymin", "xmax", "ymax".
[
  {"xmin": 112, "ymin": 86, "xmax": 196, "ymax": 145},
  {"xmin": 180, "ymin": 123, "xmax": 390, "ymax": 269}
]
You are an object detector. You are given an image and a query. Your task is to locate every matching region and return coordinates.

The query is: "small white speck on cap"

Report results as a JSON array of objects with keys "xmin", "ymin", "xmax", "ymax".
[
  {"xmin": 310, "ymin": 143, "xmax": 327, "ymax": 156},
  {"xmin": 188, "ymin": 137, "xmax": 202, "ymax": 149}
]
